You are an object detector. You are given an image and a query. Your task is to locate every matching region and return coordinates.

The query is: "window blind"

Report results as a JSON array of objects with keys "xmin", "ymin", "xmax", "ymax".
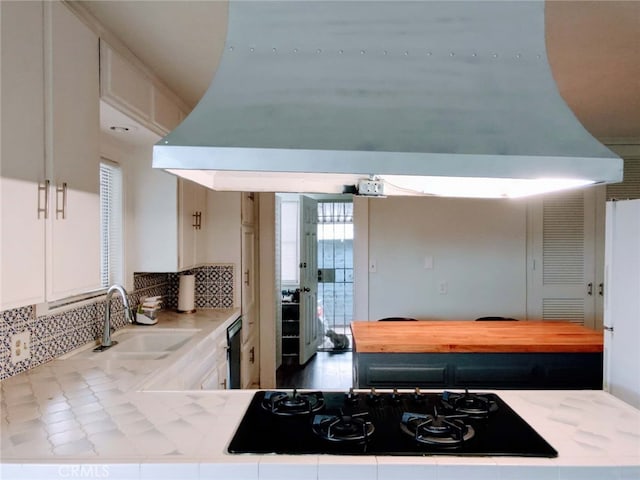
[{"xmin": 99, "ymin": 161, "xmax": 123, "ymax": 287}]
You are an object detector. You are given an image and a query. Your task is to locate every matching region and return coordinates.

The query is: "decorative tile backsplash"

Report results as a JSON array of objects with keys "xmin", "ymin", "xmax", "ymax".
[
  {"xmin": 0, "ymin": 301, "xmax": 128, "ymax": 381},
  {"xmin": 0, "ymin": 264, "xmax": 234, "ymax": 380},
  {"xmin": 166, "ymin": 265, "xmax": 235, "ymax": 310}
]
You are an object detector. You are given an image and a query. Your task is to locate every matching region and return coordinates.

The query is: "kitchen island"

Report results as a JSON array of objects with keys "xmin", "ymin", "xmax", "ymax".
[
  {"xmin": 351, "ymin": 321, "xmax": 604, "ymax": 389},
  {"xmin": 2, "ymin": 313, "xmax": 638, "ymax": 480}
]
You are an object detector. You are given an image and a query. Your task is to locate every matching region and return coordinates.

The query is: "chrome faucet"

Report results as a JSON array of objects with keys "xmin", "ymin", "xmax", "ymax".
[{"xmin": 95, "ymin": 284, "xmax": 134, "ymax": 351}]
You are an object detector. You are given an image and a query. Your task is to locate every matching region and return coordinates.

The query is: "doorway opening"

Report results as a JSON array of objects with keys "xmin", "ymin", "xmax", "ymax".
[
  {"xmin": 317, "ymin": 200, "xmax": 354, "ymax": 351},
  {"xmin": 276, "ymin": 195, "xmax": 354, "ymax": 389}
]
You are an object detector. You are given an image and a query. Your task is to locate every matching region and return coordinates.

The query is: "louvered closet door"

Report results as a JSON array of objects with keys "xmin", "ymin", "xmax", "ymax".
[{"xmin": 527, "ymin": 188, "xmax": 600, "ymax": 328}]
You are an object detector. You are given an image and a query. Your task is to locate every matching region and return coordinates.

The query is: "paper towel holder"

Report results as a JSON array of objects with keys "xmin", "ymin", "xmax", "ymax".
[{"xmin": 177, "ymin": 273, "xmax": 196, "ymax": 314}]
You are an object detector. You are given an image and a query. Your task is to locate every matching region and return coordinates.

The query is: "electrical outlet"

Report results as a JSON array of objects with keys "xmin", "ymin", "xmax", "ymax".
[
  {"xmin": 357, "ymin": 179, "xmax": 385, "ymax": 196},
  {"xmin": 10, "ymin": 331, "xmax": 31, "ymax": 365}
]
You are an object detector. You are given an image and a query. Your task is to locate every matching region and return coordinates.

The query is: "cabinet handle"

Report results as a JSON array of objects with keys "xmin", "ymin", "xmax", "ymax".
[
  {"xmin": 192, "ymin": 211, "xmax": 202, "ymax": 229},
  {"xmin": 55, "ymin": 182, "xmax": 67, "ymax": 219},
  {"xmin": 598, "ymin": 283, "xmax": 604, "ymax": 296},
  {"xmin": 244, "ymin": 269, "xmax": 250, "ymax": 286},
  {"xmin": 221, "ymin": 378, "xmax": 227, "ymax": 389},
  {"xmin": 587, "ymin": 282, "xmax": 593, "ymax": 296},
  {"xmin": 250, "ymin": 346, "xmax": 255, "ymax": 363},
  {"xmin": 38, "ymin": 180, "xmax": 50, "ymax": 219}
]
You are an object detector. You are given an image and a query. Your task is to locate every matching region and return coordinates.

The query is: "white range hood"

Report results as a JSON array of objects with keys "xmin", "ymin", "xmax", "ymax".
[{"xmin": 153, "ymin": 0, "xmax": 622, "ymax": 198}]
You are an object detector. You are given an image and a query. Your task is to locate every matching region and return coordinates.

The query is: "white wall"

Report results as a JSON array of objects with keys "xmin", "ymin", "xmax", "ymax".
[
  {"xmin": 365, "ymin": 196, "xmax": 528, "ymax": 320},
  {"xmin": 206, "ymin": 191, "xmax": 242, "ymax": 307}
]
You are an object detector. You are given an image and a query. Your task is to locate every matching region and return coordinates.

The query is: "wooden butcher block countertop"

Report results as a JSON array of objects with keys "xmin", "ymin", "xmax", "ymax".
[{"xmin": 350, "ymin": 321, "xmax": 604, "ymax": 353}]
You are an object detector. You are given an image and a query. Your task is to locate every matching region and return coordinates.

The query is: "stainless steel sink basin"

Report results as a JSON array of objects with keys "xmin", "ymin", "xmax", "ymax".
[{"xmin": 62, "ymin": 329, "xmax": 200, "ymax": 360}]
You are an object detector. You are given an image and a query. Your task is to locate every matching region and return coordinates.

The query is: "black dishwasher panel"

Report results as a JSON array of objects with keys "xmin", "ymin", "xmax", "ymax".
[{"xmin": 227, "ymin": 317, "xmax": 242, "ymax": 389}]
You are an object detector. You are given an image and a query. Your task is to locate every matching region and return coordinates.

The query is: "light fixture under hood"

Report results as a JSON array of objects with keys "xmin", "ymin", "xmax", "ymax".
[{"xmin": 153, "ymin": 0, "xmax": 622, "ymax": 198}]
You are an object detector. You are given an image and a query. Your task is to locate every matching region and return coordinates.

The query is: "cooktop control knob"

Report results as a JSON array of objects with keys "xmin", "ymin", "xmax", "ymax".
[
  {"xmin": 345, "ymin": 387, "xmax": 359, "ymax": 404},
  {"xmin": 413, "ymin": 387, "xmax": 425, "ymax": 402},
  {"xmin": 367, "ymin": 387, "xmax": 381, "ymax": 404},
  {"xmin": 390, "ymin": 388, "xmax": 401, "ymax": 404}
]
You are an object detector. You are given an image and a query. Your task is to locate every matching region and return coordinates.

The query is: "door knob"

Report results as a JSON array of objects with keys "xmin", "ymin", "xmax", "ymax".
[{"xmin": 302, "ymin": 287, "xmax": 310, "ymax": 292}]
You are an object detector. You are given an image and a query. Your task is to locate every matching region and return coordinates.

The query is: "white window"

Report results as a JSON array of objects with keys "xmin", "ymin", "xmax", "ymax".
[{"xmin": 99, "ymin": 160, "xmax": 123, "ymax": 287}]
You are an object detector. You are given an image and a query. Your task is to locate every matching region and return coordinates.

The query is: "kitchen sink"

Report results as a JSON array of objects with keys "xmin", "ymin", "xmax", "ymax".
[
  {"xmin": 112, "ymin": 330, "xmax": 197, "ymax": 353},
  {"xmin": 62, "ymin": 329, "xmax": 200, "ymax": 360}
]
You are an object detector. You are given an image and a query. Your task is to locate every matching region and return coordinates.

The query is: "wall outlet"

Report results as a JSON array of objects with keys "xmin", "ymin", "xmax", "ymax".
[
  {"xmin": 357, "ymin": 179, "xmax": 385, "ymax": 196},
  {"xmin": 10, "ymin": 331, "xmax": 31, "ymax": 365}
]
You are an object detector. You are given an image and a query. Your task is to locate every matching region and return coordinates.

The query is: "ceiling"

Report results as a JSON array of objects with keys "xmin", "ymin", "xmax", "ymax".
[{"xmin": 79, "ymin": 0, "xmax": 639, "ymax": 141}]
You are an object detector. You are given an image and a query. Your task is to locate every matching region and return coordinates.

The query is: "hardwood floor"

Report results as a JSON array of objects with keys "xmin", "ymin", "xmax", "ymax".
[{"xmin": 276, "ymin": 351, "xmax": 353, "ymax": 390}]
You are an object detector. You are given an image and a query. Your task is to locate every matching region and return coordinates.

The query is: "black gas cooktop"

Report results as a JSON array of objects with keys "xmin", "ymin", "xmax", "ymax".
[{"xmin": 227, "ymin": 389, "xmax": 557, "ymax": 457}]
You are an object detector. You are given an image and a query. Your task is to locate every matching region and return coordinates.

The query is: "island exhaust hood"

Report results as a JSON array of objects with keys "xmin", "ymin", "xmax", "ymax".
[{"xmin": 153, "ymin": 0, "xmax": 622, "ymax": 198}]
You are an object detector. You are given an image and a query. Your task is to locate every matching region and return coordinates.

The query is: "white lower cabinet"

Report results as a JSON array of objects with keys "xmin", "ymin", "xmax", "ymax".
[
  {"xmin": 185, "ymin": 329, "xmax": 229, "ymax": 390},
  {"xmin": 150, "ymin": 328, "xmax": 229, "ymax": 391},
  {"xmin": 241, "ymin": 333, "xmax": 260, "ymax": 389}
]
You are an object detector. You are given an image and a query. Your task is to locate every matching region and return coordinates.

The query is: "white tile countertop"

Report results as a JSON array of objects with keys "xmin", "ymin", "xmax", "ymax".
[{"xmin": 1, "ymin": 308, "xmax": 639, "ymax": 480}]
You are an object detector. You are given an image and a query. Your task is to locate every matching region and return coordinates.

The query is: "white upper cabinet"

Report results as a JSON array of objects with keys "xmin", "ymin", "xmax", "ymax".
[
  {"xmin": 1, "ymin": 1, "xmax": 47, "ymax": 309},
  {"xmin": 100, "ymin": 41, "xmax": 153, "ymax": 123},
  {"xmin": 178, "ymin": 178, "xmax": 208, "ymax": 271},
  {"xmin": 242, "ymin": 192, "xmax": 256, "ymax": 226},
  {"xmin": 45, "ymin": 1, "xmax": 101, "ymax": 300},
  {"xmin": 129, "ymin": 175, "xmax": 209, "ymax": 273},
  {"xmin": 100, "ymin": 40, "xmax": 186, "ymax": 136},
  {"xmin": 152, "ymin": 87, "xmax": 183, "ymax": 135},
  {"xmin": 1, "ymin": 1, "xmax": 101, "ymax": 309}
]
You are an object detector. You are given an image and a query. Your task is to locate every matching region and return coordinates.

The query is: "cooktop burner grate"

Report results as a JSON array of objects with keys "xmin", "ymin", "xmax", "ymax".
[
  {"xmin": 441, "ymin": 389, "xmax": 499, "ymax": 419},
  {"xmin": 261, "ymin": 389, "xmax": 325, "ymax": 416},
  {"xmin": 312, "ymin": 411, "xmax": 375, "ymax": 443},
  {"xmin": 228, "ymin": 389, "xmax": 558, "ymax": 457},
  {"xmin": 400, "ymin": 411, "xmax": 475, "ymax": 447}
]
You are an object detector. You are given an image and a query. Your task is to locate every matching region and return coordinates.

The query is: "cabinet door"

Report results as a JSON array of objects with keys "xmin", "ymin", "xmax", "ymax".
[
  {"xmin": 0, "ymin": 1, "xmax": 46, "ymax": 309},
  {"xmin": 241, "ymin": 222, "xmax": 259, "ymax": 387},
  {"xmin": 241, "ymin": 224, "xmax": 257, "ymax": 343},
  {"xmin": 241, "ymin": 333, "xmax": 260, "ymax": 389},
  {"xmin": 127, "ymin": 150, "xmax": 179, "ymax": 273},
  {"xmin": 178, "ymin": 178, "xmax": 198, "ymax": 270},
  {"xmin": 152, "ymin": 86, "xmax": 183, "ymax": 134},
  {"xmin": 100, "ymin": 40, "xmax": 153, "ymax": 125},
  {"xmin": 241, "ymin": 192, "xmax": 256, "ymax": 226},
  {"xmin": 45, "ymin": 1, "xmax": 101, "ymax": 300},
  {"xmin": 194, "ymin": 186, "xmax": 209, "ymax": 267},
  {"xmin": 202, "ymin": 338, "xmax": 229, "ymax": 390}
]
